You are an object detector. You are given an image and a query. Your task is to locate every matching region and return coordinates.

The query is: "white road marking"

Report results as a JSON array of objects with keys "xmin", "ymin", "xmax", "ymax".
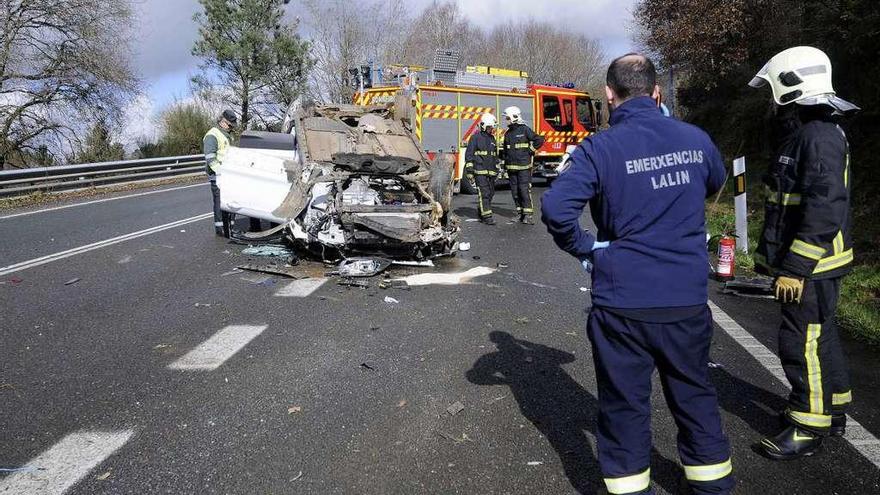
[
  {"xmin": 0, "ymin": 183, "xmax": 207, "ymax": 220},
  {"xmin": 394, "ymin": 266, "xmax": 496, "ymax": 286},
  {"xmin": 275, "ymin": 278, "xmax": 328, "ymax": 297},
  {"xmin": 168, "ymin": 325, "xmax": 267, "ymax": 371},
  {"xmin": 708, "ymin": 300, "xmax": 880, "ymax": 468},
  {"xmin": 0, "ymin": 213, "xmax": 212, "ymax": 276},
  {"xmin": 0, "ymin": 430, "xmax": 133, "ymax": 495}
]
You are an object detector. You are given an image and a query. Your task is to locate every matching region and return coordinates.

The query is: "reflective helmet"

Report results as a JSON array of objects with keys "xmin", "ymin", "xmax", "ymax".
[
  {"xmin": 479, "ymin": 112, "xmax": 497, "ymax": 131},
  {"xmin": 749, "ymin": 46, "xmax": 858, "ymax": 113},
  {"xmin": 503, "ymin": 106, "xmax": 523, "ymax": 124}
]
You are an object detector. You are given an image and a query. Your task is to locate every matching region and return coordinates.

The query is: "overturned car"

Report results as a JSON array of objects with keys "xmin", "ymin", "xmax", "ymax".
[{"xmin": 217, "ymin": 104, "xmax": 460, "ymax": 261}]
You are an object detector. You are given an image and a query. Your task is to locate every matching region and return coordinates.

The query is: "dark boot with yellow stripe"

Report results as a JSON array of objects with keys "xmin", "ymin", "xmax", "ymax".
[
  {"xmin": 760, "ymin": 424, "xmax": 822, "ymax": 460},
  {"xmin": 830, "ymin": 412, "xmax": 847, "ymax": 437}
]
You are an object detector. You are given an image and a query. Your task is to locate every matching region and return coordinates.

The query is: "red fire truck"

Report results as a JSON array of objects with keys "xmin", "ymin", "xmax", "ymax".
[{"xmin": 354, "ymin": 65, "xmax": 599, "ymax": 193}]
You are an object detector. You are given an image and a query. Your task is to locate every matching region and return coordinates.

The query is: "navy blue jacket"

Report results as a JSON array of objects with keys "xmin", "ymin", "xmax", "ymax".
[{"xmin": 541, "ymin": 96, "xmax": 726, "ymax": 309}]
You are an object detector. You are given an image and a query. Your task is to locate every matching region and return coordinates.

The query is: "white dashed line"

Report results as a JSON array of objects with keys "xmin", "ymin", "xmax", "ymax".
[
  {"xmin": 0, "ymin": 430, "xmax": 134, "ymax": 495},
  {"xmin": 0, "ymin": 183, "xmax": 207, "ymax": 220},
  {"xmin": 708, "ymin": 300, "xmax": 880, "ymax": 469},
  {"xmin": 274, "ymin": 278, "xmax": 328, "ymax": 298},
  {"xmin": 0, "ymin": 213, "xmax": 212, "ymax": 276},
  {"xmin": 168, "ymin": 325, "xmax": 267, "ymax": 371}
]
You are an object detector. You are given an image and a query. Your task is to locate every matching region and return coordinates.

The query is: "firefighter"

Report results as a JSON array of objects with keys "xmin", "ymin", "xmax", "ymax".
[
  {"xmin": 749, "ymin": 46, "xmax": 858, "ymax": 460},
  {"xmin": 204, "ymin": 109, "xmax": 237, "ymax": 237},
  {"xmin": 502, "ymin": 106, "xmax": 545, "ymax": 224},
  {"xmin": 542, "ymin": 54, "xmax": 733, "ymax": 494},
  {"xmin": 464, "ymin": 113, "xmax": 500, "ymax": 225}
]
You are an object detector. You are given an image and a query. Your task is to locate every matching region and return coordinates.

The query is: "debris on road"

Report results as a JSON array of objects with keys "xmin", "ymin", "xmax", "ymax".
[
  {"xmin": 464, "ymin": 219, "xmax": 479, "ymax": 222},
  {"xmin": 238, "ymin": 264, "xmax": 302, "ymax": 279},
  {"xmin": 514, "ymin": 317, "xmax": 530, "ymax": 325},
  {"xmin": 96, "ymin": 470, "xmax": 112, "ymax": 480},
  {"xmin": 360, "ymin": 362, "xmax": 376, "ymax": 371},
  {"xmin": 338, "ymin": 278, "xmax": 370, "ymax": 289},
  {"xmin": 64, "ymin": 278, "xmax": 80, "ymax": 286},
  {"xmin": 153, "ymin": 344, "xmax": 171, "ymax": 350},
  {"xmin": 496, "ymin": 262, "xmax": 509, "ymax": 269},
  {"xmin": 335, "ymin": 257, "xmax": 391, "ymax": 277},
  {"xmin": 291, "ymin": 471, "xmax": 304, "ymax": 482},
  {"xmin": 721, "ymin": 277, "xmax": 774, "ymax": 299},
  {"xmin": 397, "ymin": 399, "xmax": 408, "ymax": 408},
  {"xmin": 459, "ymin": 242, "xmax": 471, "ymax": 251},
  {"xmin": 287, "ymin": 405, "xmax": 303, "ymax": 414},
  {"xmin": 241, "ymin": 245, "xmax": 294, "ymax": 257},
  {"xmin": 708, "ymin": 361, "xmax": 724, "ymax": 369},
  {"xmin": 384, "ymin": 296, "xmax": 399, "ymax": 304},
  {"xmin": 446, "ymin": 401, "xmax": 465, "ymax": 416},
  {"xmin": 394, "ymin": 266, "xmax": 495, "ymax": 287},
  {"xmin": 379, "ymin": 279, "xmax": 410, "ymax": 290},
  {"xmin": 527, "ymin": 461, "xmax": 544, "ymax": 466},
  {"xmin": 579, "ymin": 287, "xmax": 589, "ymax": 292},
  {"xmin": 487, "ymin": 395, "xmax": 507, "ymax": 405},
  {"xmin": 118, "ymin": 255, "xmax": 132, "ymax": 264},
  {"xmin": 436, "ymin": 431, "xmax": 473, "ymax": 444}
]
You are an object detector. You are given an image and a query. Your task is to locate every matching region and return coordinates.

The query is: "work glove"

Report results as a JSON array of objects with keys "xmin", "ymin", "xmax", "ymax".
[
  {"xmin": 581, "ymin": 241, "xmax": 611, "ymax": 273},
  {"xmin": 774, "ymin": 275, "xmax": 804, "ymax": 304}
]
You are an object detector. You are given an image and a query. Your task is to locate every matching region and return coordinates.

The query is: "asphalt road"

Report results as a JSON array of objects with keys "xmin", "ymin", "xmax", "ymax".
[{"xmin": 1, "ymin": 181, "xmax": 878, "ymax": 494}]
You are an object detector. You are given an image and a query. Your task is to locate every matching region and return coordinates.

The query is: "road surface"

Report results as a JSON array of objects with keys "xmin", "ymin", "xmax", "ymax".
[{"xmin": 1, "ymin": 182, "xmax": 878, "ymax": 494}]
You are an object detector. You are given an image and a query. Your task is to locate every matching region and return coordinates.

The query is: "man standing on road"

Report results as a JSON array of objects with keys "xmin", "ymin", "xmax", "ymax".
[
  {"xmin": 464, "ymin": 113, "xmax": 500, "ymax": 225},
  {"xmin": 204, "ymin": 110, "xmax": 237, "ymax": 237},
  {"xmin": 541, "ymin": 54, "xmax": 733, "ymax": 495},
  {"xmin": 502, "ymin": 106, "xmax": 545, "ymax": 224},
  {"xmin": 749, "ymin": 46, "xmax": 857, "ymax": 460}
]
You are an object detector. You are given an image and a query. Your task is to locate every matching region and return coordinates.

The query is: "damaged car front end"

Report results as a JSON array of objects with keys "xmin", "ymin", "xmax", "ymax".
[{"xmin": 218, "ymin": 104, "xmax": 460, "ymax": 261}]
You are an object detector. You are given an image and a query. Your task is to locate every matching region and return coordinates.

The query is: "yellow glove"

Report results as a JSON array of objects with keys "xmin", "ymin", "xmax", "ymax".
[{"xmin": 774, "ymin": 276, "xmax": 804, "ymax": 304}]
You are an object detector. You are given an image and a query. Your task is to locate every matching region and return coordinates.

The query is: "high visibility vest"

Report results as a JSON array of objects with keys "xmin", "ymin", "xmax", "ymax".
[{"xmin": 204, "ymin": 127, "xmax": 231, "ymax": 173}]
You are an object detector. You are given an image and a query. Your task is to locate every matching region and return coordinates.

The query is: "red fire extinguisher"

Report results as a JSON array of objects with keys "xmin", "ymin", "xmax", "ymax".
[{"xmin": 716, "ymin": 234, "xmax": 736, "ymax": 280}]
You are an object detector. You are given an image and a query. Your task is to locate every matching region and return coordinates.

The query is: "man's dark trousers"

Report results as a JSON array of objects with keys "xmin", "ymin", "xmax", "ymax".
[
  {"xmin": 507, "ymin": 168, "xmax": 533, "ymax": 215},
  {"xmin": 588, "ymin": 306, "xmax": 734, "ymax": 495}
]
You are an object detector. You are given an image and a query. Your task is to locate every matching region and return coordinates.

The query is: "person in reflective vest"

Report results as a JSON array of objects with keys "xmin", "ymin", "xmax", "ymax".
[
  {"xmin": 542, "ymin": 53, "xmax": 733, "ymax": 495},
  {"xmin": 204, "ymin": 109, "xmax": 236, "ymax": 237},
  {"xmin": 502, "ymin": 106, "xmax": 545, "ymax": 224},
  {"xmin": 464, "ymin": 113, "xmax": 500, "ymax": 225},
  {"xmin": 749, "ymin": 46, "xmax": 858, "ymax": 460}
]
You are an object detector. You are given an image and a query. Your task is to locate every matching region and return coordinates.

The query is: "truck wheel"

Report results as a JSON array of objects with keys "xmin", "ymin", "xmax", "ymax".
[
  {"xmin": 459, "ymin": 175, "xmax": 478, "ymax": 195},
  {"xmin": 429, "ymin": 153, "xmax": 455, "ymax": 213}
]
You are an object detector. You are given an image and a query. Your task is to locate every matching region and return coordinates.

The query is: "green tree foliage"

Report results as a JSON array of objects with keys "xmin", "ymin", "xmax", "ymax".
[
  {"xmin": 71, "ymin": 119, "xmax": 126, "ymax": 164},
  {"xmin": 635, "ymin": 0, "xmax": 880, "ymax": 261},
  {"xmin": 158, "ymin": 102, "xmax": 215, "ymax": 156},
  {"xmin": 192, "ymin": 0, "xmax": 313, "ymax": 130}
]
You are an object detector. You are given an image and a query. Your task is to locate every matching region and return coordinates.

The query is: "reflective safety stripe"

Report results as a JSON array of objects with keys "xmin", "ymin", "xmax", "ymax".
[
  {"xmin": 790, "ymin": 239, "xmax": 826, "ymax": 261},
  {"xmin": 214, "ymin": 221, "xmax": 223, "ymax": 227},
  {"xmin": 683, "ymin": 459, "xmax": 732, "ymax": 482},
  {"xmin": 604, "ymin": 468, "xmax": 650, "ymax": 494},
  {"xmin": 833, "ymin": 390, "xmax": 852, "ymax": 406},
  {"xmin": 506, "ymin": 164, "xmax": 531, "ymax": 170},
  {"xmin": 813, "ymin": 249, "xmax": 853, "ymax": 274},
  {"xmin": 766, "ymin": 186, "xmax": 802, "ymax": 205},
  {"xmin": 522, "ymin": 208, "xmax": 534, "ymax": 213},
  {"xmin": 513, "ymin": 142, "xmax": 531, "ymax": 149},
  {"xmin": 474, "ymin": 170, "xmax": 497, "ymax": 176},
  {"xmin": 474, "ymin": 150, "xmax": 494, "ymax": 156},
  {"xmin": 833, "ymin": 231, "xmax": 845, "ymax": 255},
  {"xmin": 805, "ymin": 323, "xmax": 824, "ymax": 414},
  {"xmin": 789, "ymin": 410, "xmax": 831, "ymax": 428}
]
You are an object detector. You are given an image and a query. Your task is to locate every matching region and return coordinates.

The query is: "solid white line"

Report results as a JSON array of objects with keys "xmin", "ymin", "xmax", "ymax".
[
  {"xmin": 0, "ymin": 183, "xmax": 207, "ymax": 220},
  {"xmin": 0, "ymin": 430, "xmax": 133, "ymax": 495},
  {"xmin": 168, "ymin": 325, "xmax": 267, "ymax": 371},
  {"xmin": 274, "ymin": 278, "xmax": 328, "ymax": 298},
  {"xmin": 0, "ymin": 213, "xmax": 212, "ymax": 276},
  {"xmin": 708, "ymin": 300, "xmax": 880, "ymax": 469}
]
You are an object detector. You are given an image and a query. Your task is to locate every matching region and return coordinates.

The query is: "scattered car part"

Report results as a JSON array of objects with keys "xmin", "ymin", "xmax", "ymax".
[{"xmin": 335, "ymin": 257, "xmax": 392, "ymax": 278}]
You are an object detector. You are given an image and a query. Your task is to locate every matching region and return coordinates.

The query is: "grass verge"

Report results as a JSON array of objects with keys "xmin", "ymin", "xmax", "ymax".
[{"xmin": 706, "ymin": 201, "xmax": 880, "ymax": 346}]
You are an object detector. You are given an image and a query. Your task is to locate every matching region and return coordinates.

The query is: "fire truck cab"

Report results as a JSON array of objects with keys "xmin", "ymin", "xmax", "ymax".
[{"xmin": 354, "ymin": 62, "xmax": 598, "ymax": 193}]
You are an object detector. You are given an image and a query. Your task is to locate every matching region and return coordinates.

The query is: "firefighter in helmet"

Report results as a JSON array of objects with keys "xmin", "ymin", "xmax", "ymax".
[
  {"xmin": 464, "ymin": 113, "xmax": 500, "ymax": 224},
  {"xmin": 502, "ymin": 106, "xmax": 545, "ymax": 224},
  {"xmin": 749, "ymin": 46, "xmax": 858, "ymax": 460}
]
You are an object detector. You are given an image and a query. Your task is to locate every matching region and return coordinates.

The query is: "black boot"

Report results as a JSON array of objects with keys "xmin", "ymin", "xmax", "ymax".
[
  {"xmin": 830, "ymin": 413, "xmax": 846, "ymax": 437},
  {"xmin": 760, "ymin": 425, "xmax": 822, "ymax": 460},
  {"xmin": 522, "ymin": 214, "xmax": 534, "ymax": 225},
  {"xmin": 482, "ymin": 216, "xmax": 496, "ymax": 225}
]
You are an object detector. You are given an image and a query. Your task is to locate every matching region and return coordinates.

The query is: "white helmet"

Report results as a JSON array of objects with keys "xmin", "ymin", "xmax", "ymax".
[
  {"xmin": 479, "ymin": 112, "xmax": 497, "ymax": 131},
  {"xmin": 503, "ymin": 106, "xmax": 523, "ymax": 124},
  {"xmin": 749, "ymin": 46, "xmax": 858, "ymax": 113}
]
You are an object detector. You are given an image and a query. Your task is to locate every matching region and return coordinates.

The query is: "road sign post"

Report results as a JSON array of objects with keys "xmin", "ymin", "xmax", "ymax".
[{"xmin": 733, "ymin": 156, "xmax": 748, "ymax": 253}]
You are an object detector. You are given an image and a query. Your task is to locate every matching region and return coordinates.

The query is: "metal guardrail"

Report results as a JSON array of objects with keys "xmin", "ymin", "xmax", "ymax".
[{"xmin": 0, "ymin": 155, "xmax": 207, "ymax": 198}]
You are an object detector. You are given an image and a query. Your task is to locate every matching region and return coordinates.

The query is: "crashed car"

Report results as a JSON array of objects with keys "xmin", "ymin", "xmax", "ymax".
[{"xmin": 217, "ymin": 104, "xmax": 460, "ymax": 261}]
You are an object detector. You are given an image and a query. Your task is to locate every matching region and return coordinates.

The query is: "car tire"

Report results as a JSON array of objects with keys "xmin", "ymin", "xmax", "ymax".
[{"xmin": 429, "ymin": 153, "xmax": 455, "ymax": 213}]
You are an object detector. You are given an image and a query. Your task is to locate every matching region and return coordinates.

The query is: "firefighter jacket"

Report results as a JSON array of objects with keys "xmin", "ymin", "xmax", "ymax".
[
  {"xmin": 755, "ymin": 114, "xmax": 853, "ymax": 280},
  {"xmin": 541, "ymin": 96, "xmax": 727, "ymax": 309},
  {"xmin": 464, "ymin": 130, "xmax": 499, "ymax": 176},
  {"xmin": 502, "ymin": 123, "xmax": 545, "ymax": 169},
  {"xmin": 204, "ymin": 126, "xmax": 232, "ymax": 176}
]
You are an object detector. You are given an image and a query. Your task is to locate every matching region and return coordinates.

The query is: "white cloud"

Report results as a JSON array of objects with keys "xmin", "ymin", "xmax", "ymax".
[{"xmin": 117, "ymin": 93, "xmax": 158, "ymax": 150}]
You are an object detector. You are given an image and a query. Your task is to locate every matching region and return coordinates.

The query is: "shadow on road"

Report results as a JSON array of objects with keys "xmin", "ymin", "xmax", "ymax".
[
  {"xmin": 711, "ymin": 367, "xmax": 788, "ymax": 437},
  {"xmin": 453, "ymin": 206, "xmax": 519, "ymax": 219},
  {"xmin": 466, "ymin": 331, "xmax": 682, "ymax": 494}
]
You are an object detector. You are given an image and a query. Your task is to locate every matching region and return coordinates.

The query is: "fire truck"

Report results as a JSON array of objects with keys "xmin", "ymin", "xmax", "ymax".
[{"xmin": 353, "ymin": 61, "xmax": 599, "ymax": 194}]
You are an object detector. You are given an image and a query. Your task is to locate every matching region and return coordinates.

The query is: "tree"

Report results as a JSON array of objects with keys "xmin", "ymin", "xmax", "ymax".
[
  {"xmin": 158, "ymin": 101, "xmax": 215, "ymax": 156},
  {"xmin": 192, "ymin": 0, "xmax": 313, "ymax": 130},
  {"xmin": 71, "ymin": 118, "xmax": 125, "ymax": 164},
  {"xmin": 0, "ymin": 0, "xmax": 138, "ymax": 169}
]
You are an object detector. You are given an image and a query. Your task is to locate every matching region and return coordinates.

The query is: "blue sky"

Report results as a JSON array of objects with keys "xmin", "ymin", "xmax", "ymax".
[{"xmin": 125, "ymin": 0, "xmax": 637, "ymax": 141}]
